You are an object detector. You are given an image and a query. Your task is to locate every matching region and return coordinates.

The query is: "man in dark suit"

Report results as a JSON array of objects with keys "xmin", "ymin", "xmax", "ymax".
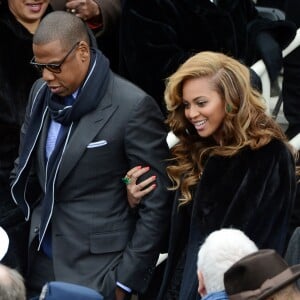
[{"xmin": 10, "ymin": 11, "xmax": 171, "ymax": 300}]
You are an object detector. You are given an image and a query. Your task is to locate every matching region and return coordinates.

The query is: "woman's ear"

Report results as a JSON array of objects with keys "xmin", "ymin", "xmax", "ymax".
[{"xmin": 198, "ymin": 271, "xmax": 207, "ymax": 297}]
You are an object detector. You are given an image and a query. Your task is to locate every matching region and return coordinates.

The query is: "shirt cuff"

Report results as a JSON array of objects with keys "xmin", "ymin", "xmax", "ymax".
[{"xmin": 116, "ymin": 281, "xmax": 132, "ymax": 293}]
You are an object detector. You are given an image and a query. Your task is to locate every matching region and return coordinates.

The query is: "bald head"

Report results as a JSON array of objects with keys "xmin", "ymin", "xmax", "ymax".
[
  {"xmin": 33, "ymin": 11, "xmax": 90, "ymax": 49},
  {"xmin": 0, "ymin": 264, "xmax": 26, "ymax": 300}
]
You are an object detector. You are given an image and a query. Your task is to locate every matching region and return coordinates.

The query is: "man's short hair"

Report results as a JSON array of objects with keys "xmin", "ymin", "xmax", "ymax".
[
  {"xmin": 197, "ymin": 228, "xmax": 258, "ymax": 294},
  {"xmin": 0, "ymin": 264, "xmax": 26, "ymax": 300},
  {"xmin": 33, "ymin": 11, "xmax": 90, "ymax": 49}
]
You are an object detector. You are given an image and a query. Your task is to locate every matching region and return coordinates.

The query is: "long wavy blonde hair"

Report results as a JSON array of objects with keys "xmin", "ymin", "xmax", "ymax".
[{"xmin": 165, "ymin": 51, "xmax": 292, "ymax": 205}]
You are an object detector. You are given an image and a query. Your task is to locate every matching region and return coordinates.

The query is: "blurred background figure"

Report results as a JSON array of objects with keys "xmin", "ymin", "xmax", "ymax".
[
  {"xmin": 281, "ymin": 0, "xmax": 300, "ymax": 140},
  {"xmin": 119, "ymin": 0, "xmax": 296, "ymax": 115},
  {"xmin": 256, "ymin": 0, "xmax": 300, "ymax": 139},
  {"xmin": 50, "ymin": 0, "xmax": 121, "ymax": 71}
]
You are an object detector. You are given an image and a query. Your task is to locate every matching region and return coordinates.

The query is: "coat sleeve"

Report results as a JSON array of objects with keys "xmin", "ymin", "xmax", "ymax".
[
  {"xmin": 115, "ymin": 95, "xmax": 172, "ymax": 293},
  {"xmin": 93, "ymin": 0, "xmax": 121, "ymax": 37}
]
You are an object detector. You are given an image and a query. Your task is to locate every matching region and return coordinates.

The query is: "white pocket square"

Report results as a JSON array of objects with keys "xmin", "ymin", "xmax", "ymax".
[{"xmin": 87, "ymin": 140, "xmax": 108, "ymax": 148}]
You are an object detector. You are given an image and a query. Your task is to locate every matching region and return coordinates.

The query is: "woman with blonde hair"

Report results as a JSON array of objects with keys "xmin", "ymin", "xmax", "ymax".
[{"xmin": 124, "ymin": 51, "xmax": 297, "ymax": 300}]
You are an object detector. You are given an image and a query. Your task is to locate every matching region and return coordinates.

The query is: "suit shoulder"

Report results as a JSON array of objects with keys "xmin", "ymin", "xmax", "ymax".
[
  {"xmin": 111, "ymin": 73, "xmax": 158, "ymax": 106},
  {"xmin": 113, "ymin": 74, "xmax": 149, "ymax": 97}
]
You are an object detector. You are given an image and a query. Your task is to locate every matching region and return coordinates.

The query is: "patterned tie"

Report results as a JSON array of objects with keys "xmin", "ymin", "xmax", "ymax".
[{"xmin": 45, "ymin": 95, "xmax": 74, "ymax": 159}]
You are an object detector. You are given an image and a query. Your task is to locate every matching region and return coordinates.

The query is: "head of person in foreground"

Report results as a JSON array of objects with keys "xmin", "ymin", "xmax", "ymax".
[
  {"xmin": 197, "ymin": 228, "xmax": 258, "ymax": 298},
  {"xmin": 224, "ymin": 249, "xmax": 300, "ymax": 300}
]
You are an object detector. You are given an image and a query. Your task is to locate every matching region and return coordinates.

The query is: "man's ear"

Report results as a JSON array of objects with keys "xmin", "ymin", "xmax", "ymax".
[
  {"xmin": 78, "ymin": 41, "xmax": 90, "ymax": 61},
  {"xmin": 198, "ymin": 271, "xmax": 207, "ymax": 297}
]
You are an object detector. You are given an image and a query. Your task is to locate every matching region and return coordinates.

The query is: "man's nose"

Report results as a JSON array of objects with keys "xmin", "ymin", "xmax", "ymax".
[{"xmin": 42, "ymin": 68, "xmax": 55, "ymax": 81}]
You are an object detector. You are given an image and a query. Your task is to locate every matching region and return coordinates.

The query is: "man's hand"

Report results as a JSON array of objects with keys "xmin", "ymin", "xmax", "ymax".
[{"xmin": 65, "ymin": 0, "xmax": 101, "ymax": 22}]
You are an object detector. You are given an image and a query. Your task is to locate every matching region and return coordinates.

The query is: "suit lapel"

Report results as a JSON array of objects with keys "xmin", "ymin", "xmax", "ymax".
[
  {"xmin": 56, "ymin": 92, "xmax": 118, "ymax": 186},
  {"xmin": 37, "ymin": 114, "xmax": 51, "ymax": 185}
]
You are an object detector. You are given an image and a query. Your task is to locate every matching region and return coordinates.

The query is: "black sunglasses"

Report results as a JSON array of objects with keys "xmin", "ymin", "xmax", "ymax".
[{"xmin": 30, "ymin": 41, "xmax": 80, "ymax": 74}]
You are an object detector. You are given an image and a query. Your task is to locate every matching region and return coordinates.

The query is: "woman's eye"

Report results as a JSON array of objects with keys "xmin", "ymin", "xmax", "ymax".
[
  {"xmin": 196, "ymin": 100, "xmax": 207, "ymax": 107},
  {"xmin": 182, "ymin": 102, "xmax": 190, "ymax": 108}
]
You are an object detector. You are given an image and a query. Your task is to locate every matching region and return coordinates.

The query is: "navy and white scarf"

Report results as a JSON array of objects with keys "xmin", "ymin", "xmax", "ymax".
[{"xmin": 11, "ymin": 48, "xmax": 110, "ymax": 245}]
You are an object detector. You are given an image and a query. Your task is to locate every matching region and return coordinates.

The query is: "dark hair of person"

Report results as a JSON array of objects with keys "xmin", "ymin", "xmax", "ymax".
[{"xmin": 33, "ymin": 11, "xmax": 90, "ymax": 49}]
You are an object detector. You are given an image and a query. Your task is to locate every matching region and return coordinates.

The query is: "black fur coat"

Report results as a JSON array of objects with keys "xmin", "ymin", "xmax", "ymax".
[
  {"xmin": 158, "ymin": 139, "xmax": 296, "ymax": 300},
  {"xmin": 119, "ymin": 0, "xmax": 296, "ymax": 113}
]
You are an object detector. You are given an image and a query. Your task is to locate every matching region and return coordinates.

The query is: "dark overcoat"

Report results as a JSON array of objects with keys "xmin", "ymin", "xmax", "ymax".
[{"xmin": 158, "ymin": 139, "xmax": 296, "ymax": 300}]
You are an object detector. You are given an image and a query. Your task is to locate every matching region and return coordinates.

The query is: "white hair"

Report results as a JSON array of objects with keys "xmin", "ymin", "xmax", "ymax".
[{"xmin": 197, "ymin": 228, "xmax": 258, "ymax": 294}]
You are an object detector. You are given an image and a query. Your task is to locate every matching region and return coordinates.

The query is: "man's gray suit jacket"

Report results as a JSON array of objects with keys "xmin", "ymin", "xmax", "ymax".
[{"xmin": 11, "ymin": 73, "xmax": 172, "ymax": 299}]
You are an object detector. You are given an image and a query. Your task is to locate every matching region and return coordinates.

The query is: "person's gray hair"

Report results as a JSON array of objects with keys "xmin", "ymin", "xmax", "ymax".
[
  {"xmin": 0, "ymin": 264, "xmax": 26, "ymax": 300},
  {"xmin": 197, "ymin": 228, "xmax": 258, "ymax": 294},
  {"xmin": 33, "ymin": 11, "xmax": 90, "ymax": 49}
]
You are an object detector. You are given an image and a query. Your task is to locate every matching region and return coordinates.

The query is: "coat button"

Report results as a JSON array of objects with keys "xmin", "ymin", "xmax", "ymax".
[{"xmin": 34, "ymin": 227, "xmax": 39, "ymax": 233}]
